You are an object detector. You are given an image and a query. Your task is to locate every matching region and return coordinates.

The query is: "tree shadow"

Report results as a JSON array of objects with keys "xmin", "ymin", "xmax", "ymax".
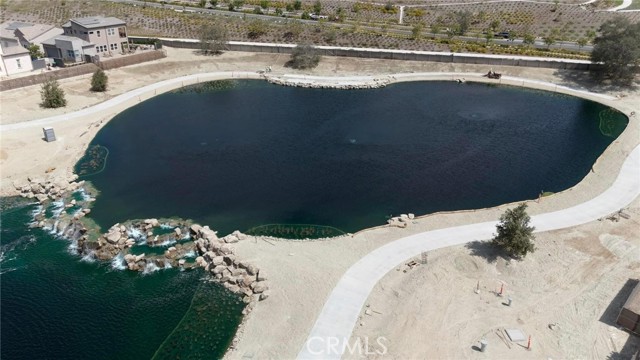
[
  {"xmin": 465, "ymin": 240, "xmax": 508, "ymax": 263},
  {"xmin": 551, "ymin": 69, "xmax": 639, "ymax": 94}
]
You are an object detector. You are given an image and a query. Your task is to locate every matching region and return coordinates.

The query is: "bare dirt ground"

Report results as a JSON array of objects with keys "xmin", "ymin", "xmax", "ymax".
[
  {"xmin": 1, "ymin": 47, "xmax": 639, "ymax": 360},
  {"xmin": 347, "ymin": 197, "xmax": 640, "ymax": 360}
]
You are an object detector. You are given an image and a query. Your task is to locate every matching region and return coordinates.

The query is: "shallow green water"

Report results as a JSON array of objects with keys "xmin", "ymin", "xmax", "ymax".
[{"xmin": 0, "ymin": 199, "xmax": 244, "ymax": 360}]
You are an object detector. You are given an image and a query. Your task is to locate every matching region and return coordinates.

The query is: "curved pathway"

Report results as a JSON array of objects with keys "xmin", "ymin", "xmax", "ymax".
[{"xmin": 298, "ymin": 145, "xmax": 640, "ymax": 359}]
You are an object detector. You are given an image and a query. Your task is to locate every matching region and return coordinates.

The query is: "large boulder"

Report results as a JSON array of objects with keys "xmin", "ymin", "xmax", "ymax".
[
  {"xmin": 212, "ymin": 256, "xmax": 224, "ymax": 266},
  {"xmin": 105, "ymin": 231, "xmax": 121, "ymax": 244},
  {"xmin": 190, "ymin": 224, "xmax": 203, "ymax": 235},
  {"xmin": 212, "ymin": 265, "xmax": 226, "ymax": 275},
  {"xmin": 195, "ymin": 256, "xmax": 206, "ymax": 267},
  {"xmin": 251, "ymin": 281, "xmax": 268, "ymax": 294},
  {"xmin": 219, "ymin": 245, "xmax": 233, "ymax": 255}
]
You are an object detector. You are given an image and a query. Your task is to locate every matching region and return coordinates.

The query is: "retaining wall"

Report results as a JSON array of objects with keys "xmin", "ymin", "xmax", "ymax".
[
  {"xmin": 133, "ymin": 37, "xmax": 598, "ymax": 71},
  {"xmin": 0, "ymin": 50, "xmax": 166, "ymax": 92}
]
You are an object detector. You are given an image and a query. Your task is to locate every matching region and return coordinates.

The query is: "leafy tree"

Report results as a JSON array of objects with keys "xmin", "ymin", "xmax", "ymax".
[
  {"xmin": 28, "ymin": 44, "xmax": 44, "ymax": 60},
  {"xmin": 430, "ymin": 22, "xmax": 442, "ymax": 35},
  {"xmin": 489, "ymin": 19, "xmax": 500, "ymax": 33},
  {"xmin": 543, "ymin": 29, "xmax": 559, "ymax": 49},
  {"xmin": 301, "ymin": 11, "xmax": 311, "ymax": 20},
  {"xmin": 209, "ymin": 0, "xmax": 218, "ymax": 6},
  {"xmin": 40, "ymin": 78, "xmax": 67, "ymax": 108},
  {"xmin": 253, "ymin": 6, "xmax": 263, "ymax": 14},
  {"xmin": 591, "ymin": 16, "xmax": 640, "ymax": 85},
  {"xmin": 412, "ymin": 23, "xmax": 424, "ymax": 40},
  {"xmin": 522, "ymin": 32, "xmax": 536, "ymax": 47},
  {"xmin": 90, "ymin": 69, "xmax": 108, "ymax": 92},
  {"xmin": 577, "ymin": 37, "xmax": 588, "ymax": 49},
  {"xmin": 293, "ymin": 0, "xmax": 302, "ymax": 10},
  {"xmin": 198, "ymin": 0, "xmax": 206, "ymax": 7},
  {"xmin": 491, "ymin": 203, "xmax": 536, "ymax": 258},
  {"xmin": 484, "ymin": 29, "xmax": 493, "ymax": 45},
  {"xmin": 260, "ymin": 0, "xmax": 269, "ymax": 9},
  {"xmin": 199, "ymin": 23, "xmax": 228, "ymax": 55},
  {"xmin": 454, "ymin": 11, "xmax": 471, "ymax": 35},
  {"xmin": 313, "ymin": 0, "xmax": 322, "ymax": 14},
  {"xmin": 288, "ymin": 44, "xmax": 320, "ymax": 69}
]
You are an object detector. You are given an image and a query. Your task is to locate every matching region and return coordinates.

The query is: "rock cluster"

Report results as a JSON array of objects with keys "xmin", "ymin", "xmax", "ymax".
[
  {"xmin": 192, "ymin": 227, "xmax": 269, "ymax": 314},
  {"xmin": 266, "ymin": 77, "xmax": 391, "ymax": 89},
  {"xmin": 13, "ymin": 175, "xmax": 85, "ymax": 203},
  {"xmin": 387, "ymin": 213, "xmax": 416, "ymax": 228}
]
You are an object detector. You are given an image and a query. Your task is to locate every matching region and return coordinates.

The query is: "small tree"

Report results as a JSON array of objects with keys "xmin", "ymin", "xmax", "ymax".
[
  {"xmin": 412, "ymin": 23, "xmax": 424, "ymax": 40},
  {"xmin": 543, "ymin": 31, "xmax": 557, "ymax": 49},
  {"xmin": 492, "ymin": 203, "xmax": 536, "ymax": 258},
  {"xmin": 199, "ymin": 23, "xmax": 228, "ymax": 55},
  {"xmin": 288, "ymin": 44, "xmax": 320, "ymax": 69},
  {"xmin": 313, "ymin": 0, "xmax": 322, "ymax": 14},
  {"xmin": 40, "ymin": 78, "xmax": 67, "ymax": 108},
  {"xmin": 522, "ymin": 32, "xmax": 536, "ymax": 47},
  {"xmin": 293, "ymin": 0, "xmax": 302, "ymax": 10},
  {"xmin": 90, "ymin": 69, "xmax": 108, "ymax": 92},
  {"xmin": 455, "ymin": 10, "xmax": 472, "ymax": 36},
  {"xmin": 576, "ymin": 37, "xmax": 588, "ymax": 49},
  {"xmin": 28, "ymin": 44, "xmax": 44, "ymax": 60}
]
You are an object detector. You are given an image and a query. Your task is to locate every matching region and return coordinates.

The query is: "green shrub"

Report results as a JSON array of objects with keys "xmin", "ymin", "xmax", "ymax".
[
  {"xmin": 40, "ymin": 78, "xmax": 67, "ymax": 108},
  {"xmin": 90, "ymin": 69, "xmax": 108, "ymax": 92}
]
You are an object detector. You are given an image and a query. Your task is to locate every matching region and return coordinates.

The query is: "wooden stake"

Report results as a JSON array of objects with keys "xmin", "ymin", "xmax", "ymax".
[{"xmin": 527, "ymin": 335, "xmax": 532, "ymax": 350}]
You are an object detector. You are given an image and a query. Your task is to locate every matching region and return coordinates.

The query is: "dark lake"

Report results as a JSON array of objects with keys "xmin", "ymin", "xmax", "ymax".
[{"xmin": 79, "ymin": 80, "xmax": 627, "ymax": 236}]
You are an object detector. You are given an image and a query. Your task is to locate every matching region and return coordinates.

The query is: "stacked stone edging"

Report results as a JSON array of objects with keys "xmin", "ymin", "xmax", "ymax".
[{"xmin": 265, "ymin": 75, "xmax": 391, "ymax": 89}]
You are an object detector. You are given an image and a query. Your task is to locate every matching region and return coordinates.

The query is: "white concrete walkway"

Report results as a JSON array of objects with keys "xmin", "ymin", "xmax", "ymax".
[{"xmin": 298, "ymin": 145, "xmax": 640, "ymax": 359}]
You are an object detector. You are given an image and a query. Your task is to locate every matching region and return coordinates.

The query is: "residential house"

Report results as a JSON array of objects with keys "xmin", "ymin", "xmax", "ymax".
[
  {"xmin": 62, "ymin": 17, "xmax": 129, "ymax": 56},
  {"xmin": 41, "ymin": 35, "xmax": 95, "ymax": 64},
  {"xmin": 15, "ymin": 24, "xmax": 64, "ymax": 53},
  {"xmin": 0, "ymin": 21, "xmax": 33, "ymax": 76}
]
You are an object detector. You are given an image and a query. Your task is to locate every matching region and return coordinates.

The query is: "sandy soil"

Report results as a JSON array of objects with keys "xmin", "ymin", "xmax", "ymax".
[
  {"xmin": 347, "ymin": 197, "xmax": 640, "ymax": 360},
  {"xmin": 1, "ymin": 47, "xmax": 639, "ymax": 359}
]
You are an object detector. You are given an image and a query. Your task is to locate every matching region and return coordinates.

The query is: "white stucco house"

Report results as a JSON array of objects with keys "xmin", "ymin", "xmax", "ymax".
[{"xmin": 0, "ymin": 21, "xmax": 34, "ymax": 76}]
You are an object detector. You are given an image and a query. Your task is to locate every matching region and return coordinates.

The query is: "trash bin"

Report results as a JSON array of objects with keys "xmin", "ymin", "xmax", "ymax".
[{"xmin": 43, "ymin": 127, "xmax": 56, "ymax": 142}]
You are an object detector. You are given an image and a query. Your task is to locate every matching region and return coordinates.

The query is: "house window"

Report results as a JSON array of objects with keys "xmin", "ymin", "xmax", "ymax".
[
  {"xmin": 97, "ymin": 30, "xmax": 101, "ymax": 37},
  {"xmin": 16, "ymin": 59, "xmax": 21, "ymax": 69},
  {"xmin": 118, "ymin": 27, "xmax": 127, "ymax": 38},
  {"xmin": 89, "ymin": 31, "xmax": 94, "ymax": 34},
  {"xmin": 110, "ymin": 43, "xmax": 118, "ymax": 50},
  {"xmin": 83, "ymin": 31, "xmax": 88, "ymax": 34},
  {"xmin": 107, "ymin": 28, "xmax": 115, "ymax": 36},
  {"xmin": 67, "ymin": 50, "xmax": 75, "ymax": 58}
]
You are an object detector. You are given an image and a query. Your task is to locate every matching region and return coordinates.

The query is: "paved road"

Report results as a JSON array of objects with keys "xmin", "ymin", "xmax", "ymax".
[{"xmin": 298, "ymin": 144, "xmax": 640, "ymax": 359}]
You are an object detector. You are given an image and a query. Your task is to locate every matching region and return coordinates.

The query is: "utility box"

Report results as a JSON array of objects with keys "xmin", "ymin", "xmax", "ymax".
[{"xmin": 43, "ymin": 127, "xmax": 56, "ymax": 142}]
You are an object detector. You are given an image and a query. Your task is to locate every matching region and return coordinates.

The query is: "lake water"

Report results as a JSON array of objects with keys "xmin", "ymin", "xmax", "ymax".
[{"xmin": 81, "ymin": 80, "xmax": 627, "ymax": 236}]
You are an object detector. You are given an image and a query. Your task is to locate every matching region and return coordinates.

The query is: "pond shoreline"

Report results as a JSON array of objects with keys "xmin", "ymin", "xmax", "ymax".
[{"xmin": 1, "ymin": 52, "xmax": 638, "ymax": 359}]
